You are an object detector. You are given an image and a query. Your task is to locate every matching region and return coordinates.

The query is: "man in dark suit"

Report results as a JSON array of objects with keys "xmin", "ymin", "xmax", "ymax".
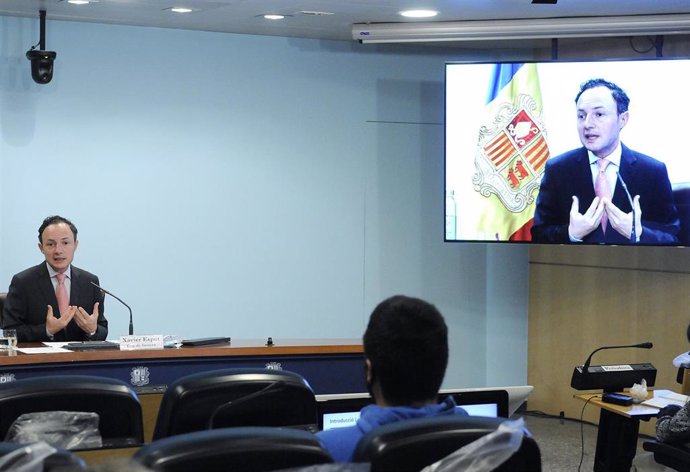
[
  {"xmin": 1, "ymin": 215, "xmax": 108, "ymax": 342},
  {"xmin": 532, "ymin": 78, "xmax": 679, "ymax": 244}
]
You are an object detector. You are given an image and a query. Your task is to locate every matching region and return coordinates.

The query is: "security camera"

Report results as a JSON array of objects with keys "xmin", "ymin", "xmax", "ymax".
[{"xmin": 26, "ymin": 50, "xmax": 56, "ymax": 84}]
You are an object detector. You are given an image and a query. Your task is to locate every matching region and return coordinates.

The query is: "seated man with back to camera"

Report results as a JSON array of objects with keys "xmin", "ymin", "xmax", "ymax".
[
  {"xmin": 1, "ymin": 215, "xmax": 108, "ymax": 342},
  {"xmin": 316, "ymin": 294, "xmax": 468, "ymax": 462}
]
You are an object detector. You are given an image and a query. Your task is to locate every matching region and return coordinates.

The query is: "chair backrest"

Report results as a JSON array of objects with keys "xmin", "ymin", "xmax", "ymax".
[
  {"xmin": 135, "ymin": 426, "xmax": 333, "ymax": 472},
  {"xmin": 642, "ymin": 440, "xmax": 690, "ymax": 471},
  {"xmin": 0, "ymin": 441, "xmax": 87, "ymax": 471},
  {"xmin": 352, "ymin": 415, "xmax": 541, "ymax": 472},
  {"xmin": 152, "ymin": 368, "xmax": 318, "ymax": 440},
  {"xmin": 672, "ymin": 182, "xmax": 690, "ymax": 246},
  {"xmin": 0, "ymin": 292, "xmax": 6, "ymax": 318},
  {"xmin": 0, "ymin": 375, "xmax": 144, "ymax": 448}
]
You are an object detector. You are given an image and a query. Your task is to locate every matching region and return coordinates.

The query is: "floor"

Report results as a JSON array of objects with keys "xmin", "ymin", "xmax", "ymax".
[{"xmin": 521, "ymin": 411, "xmax": 649, "ymax": 472}]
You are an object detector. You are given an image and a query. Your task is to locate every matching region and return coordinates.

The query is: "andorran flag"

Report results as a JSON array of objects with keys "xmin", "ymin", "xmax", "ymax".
[{"xmin": 473, "ymin": 63, "xmax": 550, "ymax": 241}]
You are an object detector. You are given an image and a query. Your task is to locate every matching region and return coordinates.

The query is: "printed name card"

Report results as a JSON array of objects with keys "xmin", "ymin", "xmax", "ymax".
[{"xmin": 119, "ymin": 335, "xmax": 165, "ymax": 350}]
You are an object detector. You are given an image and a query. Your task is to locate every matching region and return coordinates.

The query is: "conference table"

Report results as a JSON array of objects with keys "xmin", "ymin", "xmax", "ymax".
[
  {"xmin": 0, "ymin": 338, "xmax": 366, "ymax": 443},
  {"xmin": 0, "ymin": 338, "xmax": 365, "ymax": 394}
]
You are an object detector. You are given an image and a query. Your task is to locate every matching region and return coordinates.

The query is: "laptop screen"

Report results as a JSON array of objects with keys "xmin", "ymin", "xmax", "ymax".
[
  {"xmin": 316, "ymin": 389, "xmax": 509, "ymax": 431},
  {"xmin": 321, "ymin": 403, "xmax": 499, "ymax": 431},
  {"xmin": 322, "ymin": 411, "xmax": 362, "ymax": 430},
  {"xmin": 459, "ymin": 403, "xmax": 499, "ymax": 417}
]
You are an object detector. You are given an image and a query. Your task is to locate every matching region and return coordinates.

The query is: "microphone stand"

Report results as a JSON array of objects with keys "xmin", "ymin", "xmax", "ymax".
[
  {"xmin": 91, "ymin": 282, "xmax": 134, "ymax": 335},
  {"xmin": 616, "ymin": 172, "xmax": 636, "ymax": 243}
]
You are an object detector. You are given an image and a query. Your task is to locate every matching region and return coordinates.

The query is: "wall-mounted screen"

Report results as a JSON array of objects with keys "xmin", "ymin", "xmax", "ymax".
[{"xmin": 445, "ymin": 58, "xmax": 690, "ymax": 245}]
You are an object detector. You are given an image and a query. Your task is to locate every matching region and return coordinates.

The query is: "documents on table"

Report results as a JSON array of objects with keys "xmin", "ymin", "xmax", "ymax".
[
  {"xmin": 18, "ymin": 341, "xmax": 107, "ymax": 354},
  {"xmin": 641, "ymin": 389, "xmax": 690, "ymax": 409},
  {"xmin": 17, "ymin": 343, "xmax": 72, "ymax": 354}
]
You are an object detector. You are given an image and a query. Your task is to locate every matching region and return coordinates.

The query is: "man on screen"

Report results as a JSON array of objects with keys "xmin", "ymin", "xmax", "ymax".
[
  {"xmin": 531, "ymin": 78, "xmax": 679, "ymax": 244},
  {"xmin": 316, "ymin": 295, "xmax": 468, "ymax": 462},
  {"xmin": 1, "ymin": 215, "xmax": 108, "ymax": 342}
]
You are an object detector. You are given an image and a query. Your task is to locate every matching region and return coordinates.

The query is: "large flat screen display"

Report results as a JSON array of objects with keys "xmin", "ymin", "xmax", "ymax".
[{"xmin": 445, "ymin": 58, "xmax": 690, "ymax": 246}]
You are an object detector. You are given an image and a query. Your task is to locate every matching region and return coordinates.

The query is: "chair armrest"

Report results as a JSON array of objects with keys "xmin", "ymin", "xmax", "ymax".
[{"xmin": 642, "ymin": 440, "xmax": 690, "ymax": 471}]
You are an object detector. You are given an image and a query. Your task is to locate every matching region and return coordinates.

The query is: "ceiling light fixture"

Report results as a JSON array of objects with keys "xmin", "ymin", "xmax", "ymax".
[
  {"xmin": 67, "ymin": 0, "xmax": 91, "ymax": 4},
  {"xmin": 399, "ymin": 10, "xmax": 438, "ymax": 19},
  {"xmin": 170, "ymin": 7, "xmax": 193, "ymax": 14},
  {"xmin": 353, "ymin": 14, "xmax": 690, "ymax": 43},
  {"xmin": 263, "ymin": 14, "xmax": 285, "ymax": 20}
]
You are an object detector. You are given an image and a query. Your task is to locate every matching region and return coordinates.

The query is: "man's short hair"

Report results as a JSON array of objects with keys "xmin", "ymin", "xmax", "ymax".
[
  {"xmin": 575, "ymin": 78, "xmax": 630, "ymax": 115},
  {"xmin": 38, "ymin": 215, "xmax": 78, "ymax": 243},
  {"xmin": 363, "ymin": 295, "xmax": 449, "ymax": 405}
]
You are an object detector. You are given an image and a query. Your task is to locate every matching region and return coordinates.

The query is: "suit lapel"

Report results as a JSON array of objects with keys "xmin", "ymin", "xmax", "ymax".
[
  {"xmin": 37, "ymin": 263, "xmax": 58, "ymax": 307},
  {"xmin": 575, "ymin": 148, "xmax": 596, "ymax": 203}
]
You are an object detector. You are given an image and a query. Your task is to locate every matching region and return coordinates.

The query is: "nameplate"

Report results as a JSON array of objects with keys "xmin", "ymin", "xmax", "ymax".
[
  {"xmin": 119, "ymin": 335, "xmax": 165, "ymax": 350},
  {"xmin": 601, "ymin": 364, "xmax": 634, "ymax": 372}
]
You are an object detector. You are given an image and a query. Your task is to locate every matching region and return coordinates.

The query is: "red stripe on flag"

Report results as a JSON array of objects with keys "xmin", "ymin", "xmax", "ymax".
[
  {"xmin": 509, "ymin": 218, "xmax": 533, "ymax": 241},
  {"xmin": 485, "ymin": 135, "xmax": 515, "ymax": 167},
  {"xmin": 531, "ymin": 151, "xmax": 550, "ymax": 171},
  {"xmin": 525, "ymin": 137, "xmax": 550, "ymax": 171},
  {"xmin": 485, "ymin": 134, "xmax": 509, "ymax": 157}
]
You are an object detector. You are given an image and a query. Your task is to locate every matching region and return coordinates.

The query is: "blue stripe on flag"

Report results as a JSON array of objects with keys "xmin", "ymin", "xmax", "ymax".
[{"xmin": 486, "ymin": 63, "xmax": 524, "ymax": 104}]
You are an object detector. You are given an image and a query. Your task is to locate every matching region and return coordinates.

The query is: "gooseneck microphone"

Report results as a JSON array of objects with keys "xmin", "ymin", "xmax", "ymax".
[
  {"xmin": 572, "ymin": 341, "xmax": 656, "ymax": 391},
  {"xmin": 90, "ymin": 281, "xmax": 134, "ymax": 336},
  {"xmin": 616, "ymin": 172, "xmax": 636, "ymax": 243},
  {"xmin": 581, "ymin": 342, "xmax": 653, "ymax": 375}
]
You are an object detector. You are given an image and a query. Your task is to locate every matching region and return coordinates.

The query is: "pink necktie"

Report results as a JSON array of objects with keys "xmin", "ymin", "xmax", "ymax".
[
  {"xmin": 594, "ymin": 158, "xmax": 611, "ymax": 232},
  {"xmin": 56, "ymin": 273, "xmax": 69, "ymax": 315}
]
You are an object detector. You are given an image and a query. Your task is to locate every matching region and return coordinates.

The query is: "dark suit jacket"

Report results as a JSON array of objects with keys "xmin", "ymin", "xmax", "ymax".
[
  {"xmin": 531, "ymin": 144, "xmax": 680, "ymax": 244},
  {"xmin": 1, "ymin": 263, "xmax": 108, "ymax": 342}
]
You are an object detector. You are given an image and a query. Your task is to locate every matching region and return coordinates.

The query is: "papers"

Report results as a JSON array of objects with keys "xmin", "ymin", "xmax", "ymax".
[
  {"xmin": 43, "ymin": 342, "xmax": 73, "ymax": 348},
  {"xmin": 641, "ymin": 389, "xmax": 690, "ymax": 409},
  {"xmin": 16, "ymin": 346, "xmax": 71, "ymax": 354},
  {"xmin": 16, "ymin": 340, "xmax": 118, "ymax": 354}
]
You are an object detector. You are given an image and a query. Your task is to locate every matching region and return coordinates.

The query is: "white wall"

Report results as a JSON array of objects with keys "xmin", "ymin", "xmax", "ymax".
[{"xmin": 0, "ymin": 16, "xmax": 529, "ymax": 388}]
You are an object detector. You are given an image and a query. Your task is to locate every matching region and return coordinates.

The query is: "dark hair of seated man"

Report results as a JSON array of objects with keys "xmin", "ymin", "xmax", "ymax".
[{"xmin": 363, "ymin": 294, "xmax": 448, "ymax": 406}]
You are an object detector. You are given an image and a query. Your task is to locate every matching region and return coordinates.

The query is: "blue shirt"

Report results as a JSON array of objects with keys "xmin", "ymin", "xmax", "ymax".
[{"xmin": 316, "ymin": 396, "xmax": 467, "ymax": 463}]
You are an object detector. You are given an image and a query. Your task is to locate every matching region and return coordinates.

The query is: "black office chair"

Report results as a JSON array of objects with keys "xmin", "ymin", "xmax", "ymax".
[
  {"xmin": 152, "ymin": 368, "xmax": 318, "ymax": 440},
  {"xmin": 0, "ymin": 293, "xmax": 6, "ymax": 317},
  {"xmin": 672, "ymin": 182, "xmax": 690, "ymax": 246},
  {"xmin": 0, "ymin": 441, "xmax": 87, "ymax": 471},
  {"xmin": 0, "ymin": 375, "xmax": 144, "ymax": 449},
  {"xmin": 353, "ymin": 415, "xmax": 541, "ymax": 472},
  {"xmin": 134, "ymin": 426, "xmax": 333, "ymax": 472},
  {"xmin": 642, "ymin": 440, "xmax": 690, "ymax": 472}
]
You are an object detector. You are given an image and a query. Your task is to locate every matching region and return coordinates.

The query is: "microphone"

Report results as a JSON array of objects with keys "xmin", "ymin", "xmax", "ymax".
[
  {"xmin": 581, "ymin": 342, "xmax": 653, "ymax": 374},
  {"xmin": 571, "ymin": 341, "xmax": 656, "ymax": 391},
  {"xmin": 90, "ymin": 281, "xmax": 134, "ymax": 336},
  {"xmin": 616, "ymin": 171, "xmax": 636, "ymax": 243}
]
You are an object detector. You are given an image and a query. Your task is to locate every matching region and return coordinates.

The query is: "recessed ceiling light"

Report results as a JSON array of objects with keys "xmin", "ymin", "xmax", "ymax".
[
  {"xmin": 170, "ymin": 7, "xmax": 193, "ymax": 14},
  {"xmin": 399, "ymin": 9, "xmax": 438, "ymax": 18},
  {"xmin": 67, "ymin": 0, "xmax": 91, "ymax": 4},
  {"xmin": 263, "ymin": 14, "xmax": 285, "ymax": 20}
]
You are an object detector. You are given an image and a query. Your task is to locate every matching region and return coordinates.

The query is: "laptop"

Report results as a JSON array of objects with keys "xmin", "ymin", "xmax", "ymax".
[{"xmin": 316, "ymin": 388, "xmax": 510, "ymax": 431}]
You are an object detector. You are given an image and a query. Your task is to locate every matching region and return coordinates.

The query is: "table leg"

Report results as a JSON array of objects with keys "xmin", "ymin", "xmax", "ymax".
[{"xmin": 593, "ymin": 408, "xmax": 640, "ymax": 472}]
